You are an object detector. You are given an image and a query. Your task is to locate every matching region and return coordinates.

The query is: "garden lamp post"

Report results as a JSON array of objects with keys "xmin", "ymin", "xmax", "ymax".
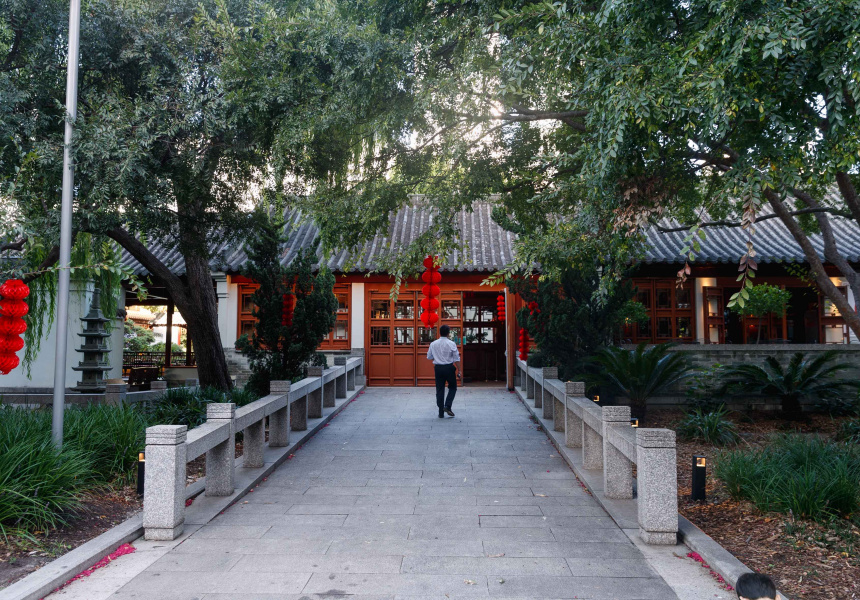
[
  {"xmin": 52, "ymin": 0, "xmax": 82, "ymax": 448},
  {"xmin": 692, "ymin": 455, "xmax": 707, "ymax": 501}
]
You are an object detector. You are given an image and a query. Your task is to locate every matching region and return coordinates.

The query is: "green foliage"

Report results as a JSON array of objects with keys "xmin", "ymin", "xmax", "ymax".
[
  {"xmin": 0, "ymin": 404, "xmax": 148, "ymax": 538},
  {"xmin": 718, "ymin": 351, "xmax": 860, "ymax": 418},
  {"xmin": 145, "ymin": 386, "xmax": 257, "ymax": 430},
  {"xmin": 235, "ymin": 213, "xmax": 338, "ymax": 397},
  {"xmin": 685, "ymin": 363, "xmax": 725, "ymax": 412},
  {"xmin": 715, "ymin": 435, "xmax": 860, "ymax": 522},
  {"xmin": 837, "ymin": 420, "xmax": 860, "ymax": 444},
  {"xmin": 676, "ymin": 406, "xmax": 740, "ymax": 446},
  {"xmin": 593, "ymin": 343, "xmax": 693, "ymax": 420},
  {"xmin": 508, "ymin": 261, "xmax": 639, "ymax": 380},
  {"xmin": 815, "ymin": 396, "xmax": 860, "ymax": 418},
  {"xmin": 124, "ymin": 321, "xmax": 156, "ymax": 352},
  {"xmin": 728, "ymin": 284, "xmax": 792, "ymax": 343}
]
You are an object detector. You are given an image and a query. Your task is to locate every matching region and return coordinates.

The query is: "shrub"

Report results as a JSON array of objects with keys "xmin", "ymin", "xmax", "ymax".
[
  {"xmin": 0, "ymin": 408, "xmax": 92, "ymax": 538},
  {"xmin": 718, "ymin": 351, "xmax": 860, "ymax": 418},
  {"xmin": 815, "ymin": 395, "xmax": 860, "ymax": 417},
  {"xmin": 685, "ymin": 363, "xmax": 724, "ymax": 411},
  {"xmin": 145, "ymin": 386, "xmax": 259, "ymax": 428},
  {"xmin": 837, "ymin": 420, "xmax": 860, "ymax": 444},
  {"xmin": 714, "ymin": 435, "xmax": 860, "ymax": 522},
  {"xmin": 64, "ymin": 403, "xmax": 148, "ymax": 483},
  {"xmin": 677, "ymin": 406, "xmax": 740, "ymax": 445},
  {"xmin": 593, "ymin": 342, "xmax": 692, "ymax": 420}
]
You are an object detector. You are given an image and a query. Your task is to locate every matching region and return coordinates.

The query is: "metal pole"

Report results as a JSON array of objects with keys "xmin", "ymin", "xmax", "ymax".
[{"xmin": 52, "ymin": 0, "xmax": 82, "ymax": 448}]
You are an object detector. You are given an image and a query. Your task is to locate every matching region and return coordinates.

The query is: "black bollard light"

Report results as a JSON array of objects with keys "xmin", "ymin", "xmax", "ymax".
[
  {"xmin": 691, "ymin": 455, "xmax": 706, "ymax": 501},
  {"xmin": 136, "ymin": 451, "xmax": 145, "ymax": 497}
]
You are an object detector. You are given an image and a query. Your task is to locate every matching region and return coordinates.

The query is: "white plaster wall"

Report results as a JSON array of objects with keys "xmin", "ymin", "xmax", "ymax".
[
  {"xmin": 0, "ymin": 283, "xmax": 124, "ymax": 391},
  {"xmin": 350, "ymin": 282, "xmax": 365, "ymax": 349},
  {"xmin": 830, "ymin": 276, "xmax": 858, "ymax": 344},
  {"xmin": 216, "ymin": 274, "xmax": 239, "ymax": 350}
]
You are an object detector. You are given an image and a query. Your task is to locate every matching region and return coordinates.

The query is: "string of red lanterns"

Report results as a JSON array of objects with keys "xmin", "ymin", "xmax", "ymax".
[
  {"xmin": 528, "ymin": 300, "xmax": 540, "ymax": 316},
  {"xmin": 496, "ymin": 294, "xmax": 505, "ymax": 321},
  {"xmin": 0, "ymin": 279, "xmax": 29, "ymax": 375},
  {"xmin": 420, "ymin": 256, "xmax": 441, "ymax": 327},
  {"xmin": 518, "ymin": 328, "xmax": 529, "ymax": 361}
]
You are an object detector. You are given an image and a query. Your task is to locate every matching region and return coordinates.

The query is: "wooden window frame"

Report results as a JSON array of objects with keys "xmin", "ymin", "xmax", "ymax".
[{"xmin": 630, "ymin": 279, "xmax": 696, "ymax": 343}]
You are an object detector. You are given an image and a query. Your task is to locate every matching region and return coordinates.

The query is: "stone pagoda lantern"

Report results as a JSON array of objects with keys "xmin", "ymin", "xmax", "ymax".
[{"xmin": 72, "ymin": 288, "xmax": 112, "ymax": 393}]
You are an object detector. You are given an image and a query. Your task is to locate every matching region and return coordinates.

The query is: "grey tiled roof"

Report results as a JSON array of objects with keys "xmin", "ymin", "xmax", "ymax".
[
  {"xmin": 119, "ymin": 203, "xmax": 860, "ymax": 276},
  {"xmin": 120, "ymin": 202, "xmax": 518, "ymax": 276},
  {"xmin": 642, "ymin": 212, "xmax": 860, "ymax": 264}
]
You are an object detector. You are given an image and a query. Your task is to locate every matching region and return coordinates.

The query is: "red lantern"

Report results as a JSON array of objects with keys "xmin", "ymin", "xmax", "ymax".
[
  {"xmin": 0, "ymin": 335, "xmax": 24, "ymax": 353},
  {"xmin": 421, "ymin": 270, "xmax": 442, "ymax": 284},
  {"xmin": 0, "ymin": 316, "xmax": 26, "ymax": 336},
  {"xmin": 0, "ymin": 279, "xmax": 29, "ymax": 300},
  {"xmin": 420, "ymin": 297, "xmax": 440, "ymax": 311},
  {"xmin": 423, "ymin": 256, "xmax": 438, "ymax": 269},
  {"xmin": 0, "ymin": 299, "xmax": 28, "ymax": 318},
  {"xmin": 496, "ymin": 294, "xmax": 505, "ymax": 321},
  {"xmin": 422, "ymin": 284, "xmax": 441, "ymax": 299},
  {"xmin": 0, "ymin": 352, "xmax": 19, "ymax": 375},
  {"xmin": 420, "ymin": 311, "xmax": 439, "ymax": 326}
]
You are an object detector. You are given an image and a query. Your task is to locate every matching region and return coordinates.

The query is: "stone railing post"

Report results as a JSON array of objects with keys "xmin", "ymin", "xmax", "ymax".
[
  {"xmin": 334, "ymin": 357, "xmax": 348, "ymax": 399},
  {"xmin": 637, "ymin": 429, "xmax": 679, "ymax": 544},
  {"xmin": 143, "ymin": 425, "xmax": 187, "ymax": 541},
  {"xmin": 564, "ymin": 382, "xmax": 585, "ymax": 448},
  {"xmin": 582, "ymin": 411, "xmax": 603, "ymax": 470},
  {"xmin": 541, "ymin": 367, "xmax": 557, "ymax": 420},
  {"xmin": 306, "ymin": 366, "xmax": 324, "ymax": 418},
  {"xmin": 602, "ymin": 406, "xmax": 633, "ymax": 499},
  {"xmin": 105, "ymin": 383, "xmax": 128, "ymax": 406},
  {"xmin": 292, "ymin": 389, "xmax": 309, "ymax": 431},
  {"xmin": 349, "ymin": 347, "xmax": 365, "ymax": 374},
  {"xmin": 346, "ymin": 361, "xmax": 356, "ymax": 391},
  {"xmin": 526, "ymin": 369, "xmax": 535, "ymax": 401},
  {"xmin": 323, "ymin": 371, "xmax": 336, "ymax": 408},
  {"xmin": 269, "ymin": 381, "xmax": 291, "ymax": 447},
  {"xmin": 205, "ymin": 403, "xmax": 235, "ymax": 496},
  {"xmin": 243, "ymin": 411, "xmax": 265, "ymax": 470}
]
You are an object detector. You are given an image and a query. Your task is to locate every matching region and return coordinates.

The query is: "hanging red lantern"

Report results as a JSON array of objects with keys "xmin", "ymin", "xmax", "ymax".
[
  {"xmin": 0, "ymin": 279, "xmax": 29, "ymax": 300},
  {"xmin": 519, "ymin": 329, "xmax": 529, "ymax": 361},
  {"xmin": 420, "ymin": 256, "xmax": 442, "ymax": 328},
  {"xmin": 0, "ymin": 299, "xmax": 28, "ymax": 318},
  {"xmin": 0, "ymin": 316, "xmax": 26, "ymax": 336},
  {"xmin": 420, "ymin": 297, "xmax": 440, "ymax": 311},
  {"xmin": 496, "ymin": 294, "xmax": 505, "ymax": 321},
  {"xmin": 0, "ymin": 335, "xmax": 24, "ymax": 353},
  {"xmin": 0, "ymin": 352, "xmax": 19, "ymax": 375}
]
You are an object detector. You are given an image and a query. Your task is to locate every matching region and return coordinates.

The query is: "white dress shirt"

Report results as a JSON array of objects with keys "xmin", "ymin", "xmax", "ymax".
[{"xmin": 426, "ymin": 337, "xmax": 461, "ymax": 365}]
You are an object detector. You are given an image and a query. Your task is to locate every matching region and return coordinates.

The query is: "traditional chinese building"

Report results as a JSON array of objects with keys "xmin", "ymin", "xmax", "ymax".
[{"xmin": 120, "ymin": 202, "xmax": 860, "ymax": 389}]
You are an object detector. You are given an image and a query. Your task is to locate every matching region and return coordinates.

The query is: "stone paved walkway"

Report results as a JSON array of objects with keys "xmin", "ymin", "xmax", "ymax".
[{"xmin": 106, "ymin": 387, "xmax": 680, "ymax": 599}]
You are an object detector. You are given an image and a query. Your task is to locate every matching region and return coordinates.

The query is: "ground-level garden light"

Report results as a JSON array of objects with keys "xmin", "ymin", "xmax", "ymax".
[
  {"xmin": 137, "ymin": 451, "xmax": 146, "ymax": 497},
  {"xmin": 630, "ymin": 418, "xmax": 639, "ymax": 427},
  {"xmin": 593, "ymin": 395, "xmax": 600, "ymax": 403},
  {"xmin": 692, "ymin": 455, "xmax": 707, "ymax": 501}
]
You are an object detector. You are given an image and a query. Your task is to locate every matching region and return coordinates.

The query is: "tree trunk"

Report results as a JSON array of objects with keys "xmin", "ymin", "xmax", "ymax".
[
  {"xmin": 766, "ymin": 192, "xmax": 860, "ymax": 340},
  {"xmin": 183, "ymin": 251, "xmax": 232, "ymax": 390},
  {"xmin": 107, "ymin": 226, "xmax": 232, "ymax": 390}
]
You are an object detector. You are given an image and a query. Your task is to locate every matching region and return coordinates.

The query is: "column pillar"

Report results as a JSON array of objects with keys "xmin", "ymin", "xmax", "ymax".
[
  {"xmin": 602, "ymin": 406, "xmax": 633, "ymax": 499},
  {"xmin": 205, "ymin": 403, "xmax": 235, "ymax": 496},
  {"xmin": 143, "ymin": 425, "xmax": 187, "ymax": 541}
]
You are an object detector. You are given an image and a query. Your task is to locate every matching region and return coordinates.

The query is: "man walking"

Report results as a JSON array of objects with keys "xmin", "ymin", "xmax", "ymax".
[{"xmin": 426, "ymin": 325, "xmax": 460, "ymax": 418}]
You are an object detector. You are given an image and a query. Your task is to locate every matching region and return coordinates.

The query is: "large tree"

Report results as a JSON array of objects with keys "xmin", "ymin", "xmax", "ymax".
[
  {"xmin": 263, "ymin": 0, "xmax": 860, "ymax": 337},
  {"xmin": 1, "ymin": 0, "xmax": 381, "ymax": 386}
]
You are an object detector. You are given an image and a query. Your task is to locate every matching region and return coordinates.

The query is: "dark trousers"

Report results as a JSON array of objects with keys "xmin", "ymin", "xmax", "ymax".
[{"xmin": 434, "ymin": 364, "xmax": 457, "ymax": 413}]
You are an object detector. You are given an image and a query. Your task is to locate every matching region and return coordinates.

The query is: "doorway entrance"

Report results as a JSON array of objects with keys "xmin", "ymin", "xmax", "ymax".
[{"xmin": 462, "ymin": 292, "xmax": 506, "ymax": 383}]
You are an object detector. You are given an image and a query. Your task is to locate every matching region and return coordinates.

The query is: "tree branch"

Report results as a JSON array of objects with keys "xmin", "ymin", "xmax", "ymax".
[
  {"xmin": 836, "ymin": 172, "xmax": 860, "ymax": 225},
  {"xmin": 653, "ymin": 207, "xmax": 854, "ymax": 233},
  {"xmin": 22, "ymin": 245, "xmax": 61, "ymax": 284},
  {"xmin": 0, "ymin": 238, "xmax": 27, "ymax": 253},
  {"xmin": 106, "ymin": 226, "xmax": 188, "ymax": 304}
]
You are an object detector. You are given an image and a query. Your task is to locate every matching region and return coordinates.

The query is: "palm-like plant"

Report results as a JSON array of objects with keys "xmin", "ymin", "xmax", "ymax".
[
  {"xmin": 594, "ymin": 343, "xmax": 692, "ymax": 420},
  {"xmin": 718, "ymin": 351, "xmax": 860, "ymax": 418}
]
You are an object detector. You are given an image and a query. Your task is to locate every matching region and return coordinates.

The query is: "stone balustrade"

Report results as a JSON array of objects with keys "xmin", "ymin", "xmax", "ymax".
[
  {"xmin": 142, "ymin": 357, "xmax": 363, "ymax": 541},
  {"xmin": 515, "ymin": 358, "xmax": 678, "ymax": 545}
]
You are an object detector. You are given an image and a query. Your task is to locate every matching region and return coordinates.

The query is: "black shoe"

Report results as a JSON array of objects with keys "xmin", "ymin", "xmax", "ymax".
[
  {"xmin": 446, "ymin": 409, "xmax": 455, "ymax": 417},
  {"xmin": 438, "ymin": 412, "xmax": 444, "ymax": 418}
]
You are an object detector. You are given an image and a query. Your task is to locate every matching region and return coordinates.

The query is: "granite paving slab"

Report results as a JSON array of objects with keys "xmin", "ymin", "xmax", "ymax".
[{"xmin": 93, "ymin": 387, "xmax": 680, "ymax": 600}]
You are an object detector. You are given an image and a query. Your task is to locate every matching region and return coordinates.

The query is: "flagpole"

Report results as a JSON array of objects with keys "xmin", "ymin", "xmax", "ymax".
[{"xmin": 52, "ymin": 0, "xmax": 82, "ymax": 448}]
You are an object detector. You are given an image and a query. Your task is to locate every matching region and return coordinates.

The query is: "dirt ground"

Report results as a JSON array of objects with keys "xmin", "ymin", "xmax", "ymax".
[{"xmin": 648, "ymin": 409, "xmax": 860, "ymax": 600}]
